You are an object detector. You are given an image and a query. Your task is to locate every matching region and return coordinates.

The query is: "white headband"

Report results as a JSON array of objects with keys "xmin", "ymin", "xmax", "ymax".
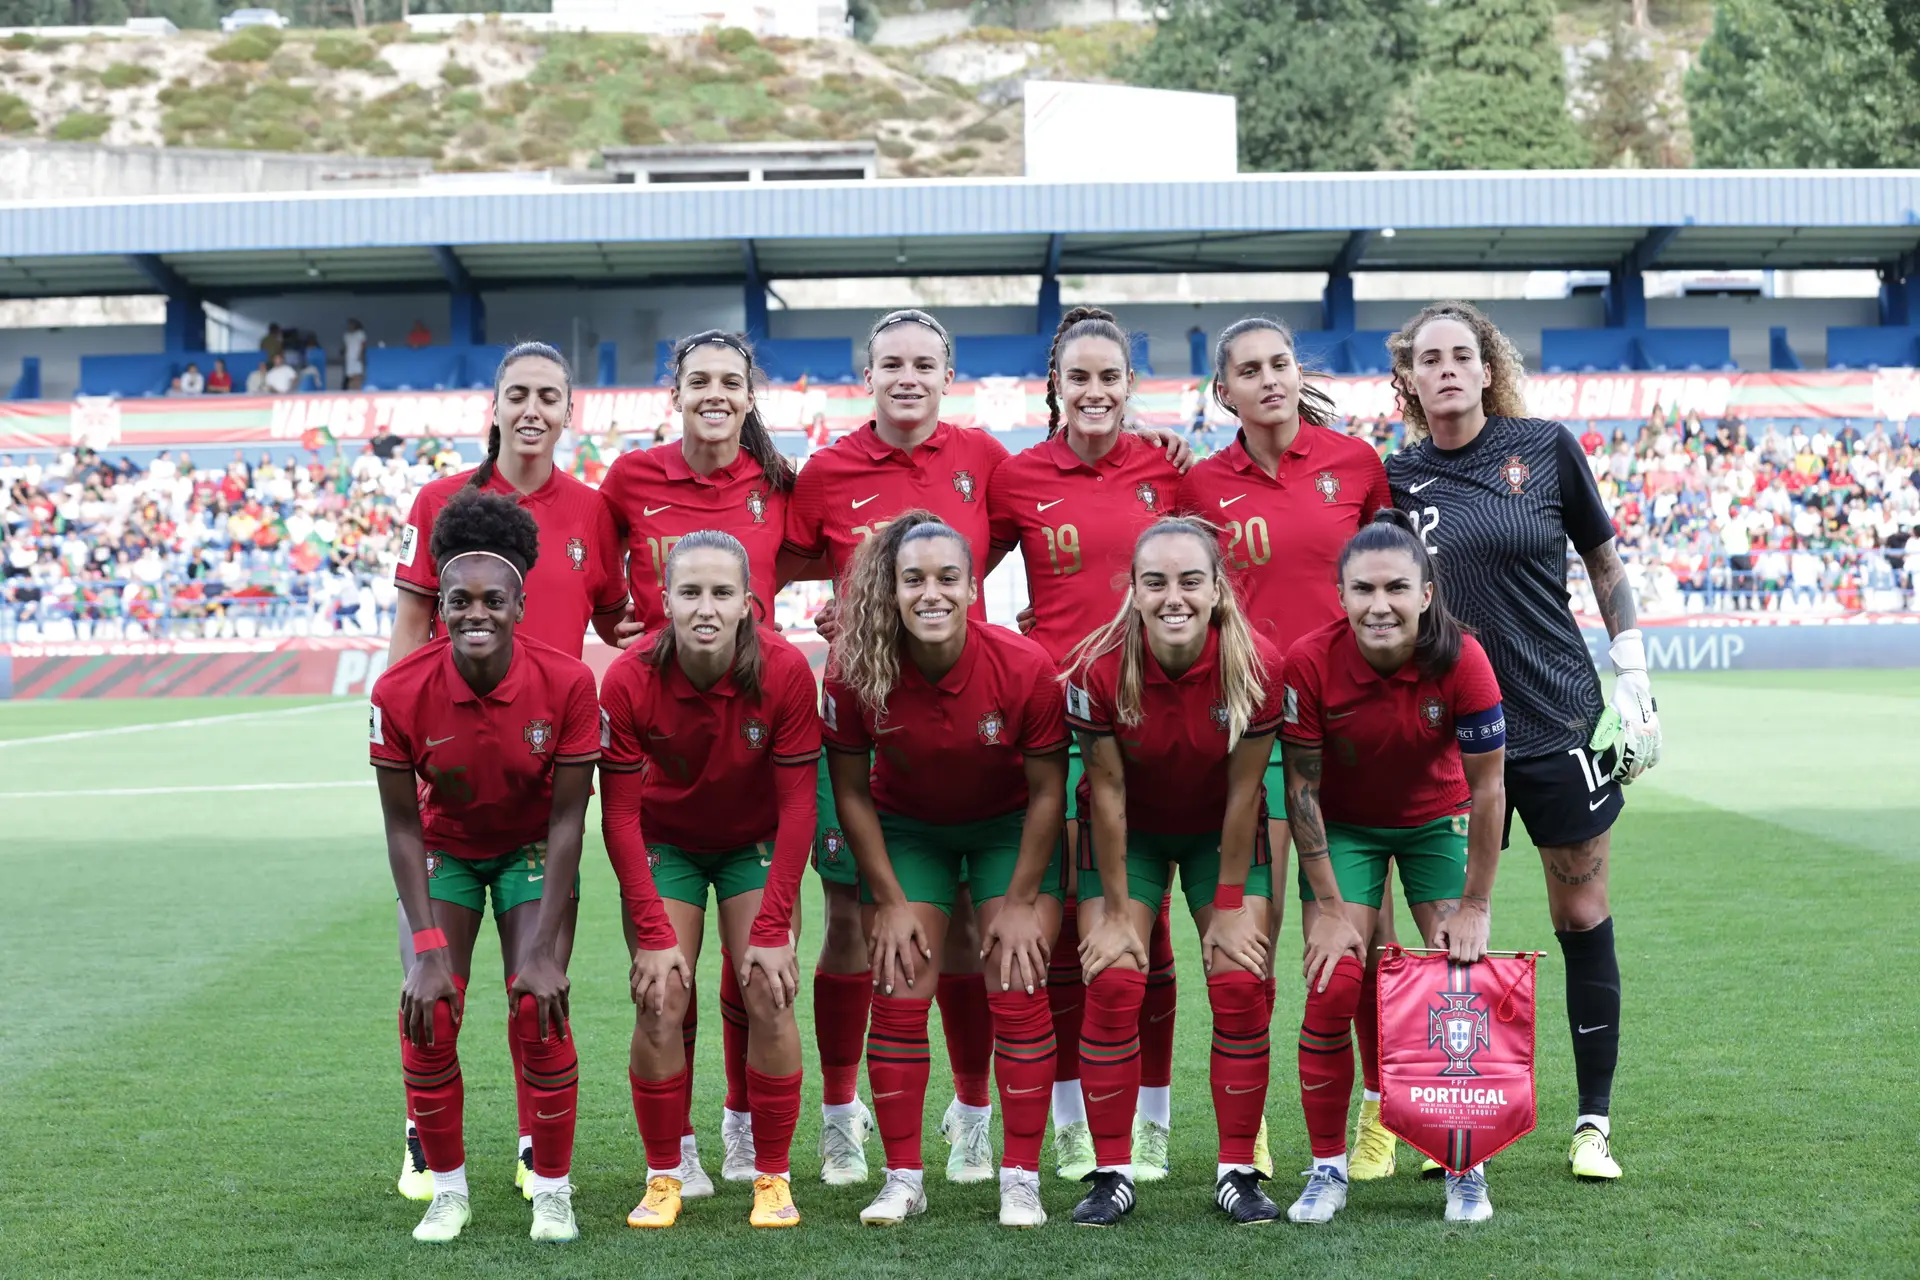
[{"xmin": 441, "ymin": 550, "xmax": 524, "ymax": 585}]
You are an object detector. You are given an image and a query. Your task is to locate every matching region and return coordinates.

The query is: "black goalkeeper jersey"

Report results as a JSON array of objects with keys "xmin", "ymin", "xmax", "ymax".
[{"xmin": 1386, "ymin": 416, "xmax": 1616, "ymax": 760}]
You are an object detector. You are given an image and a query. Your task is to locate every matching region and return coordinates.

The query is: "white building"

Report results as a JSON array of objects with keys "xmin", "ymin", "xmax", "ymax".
[{"xmin": 407, "ymin": 0, "xmax": 848, "ymax": 40}]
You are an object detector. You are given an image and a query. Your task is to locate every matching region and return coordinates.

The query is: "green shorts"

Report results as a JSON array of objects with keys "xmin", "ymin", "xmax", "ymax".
[
  {"xmin": 423, "ymin": 843, "xmax": 579, "ymax": 919},
  {"xmin": 1076, "ymin": 819, "xmax": 1272, "ymax": 915},
  {"xmin": 857, "ymin": 809, "xmax": 1065, "ymax": 914},
  {"xmin": 650, "ymin": 840, "xmax": 773, "ymax": 909},
  {"xmin": 1263, "ymin": 748, "xmax": 1288, "ymax": 822},
  {"xmin": 1067, "ymin": 740, "xmax": 1084, "ymax": 821},
  {"xmin": 812, "ymin": 755, "xmax": 858, "ymax": 887},
  {"xmin": 1297, "ymin": 813, "xmax": 1469, "ymax": 909}
]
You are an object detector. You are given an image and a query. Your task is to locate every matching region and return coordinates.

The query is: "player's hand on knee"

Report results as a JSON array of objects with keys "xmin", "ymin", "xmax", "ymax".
[
  {"xmin": 400, "ymin": 948, "xmax": 461, "ymax": 1047},
  {"xmin": 511, "ymin": 953, "xmax": 571, "ymax": 1040},
  {"xmin": 1079, "ymin": 913, "xmax": 1147, "ymax": 984},
  {"xmin": 1202, "ymin": 904, "xmax": 1268, "ymax": 975},
  {"xmin": 869, "ymin": 903, "xmax": 930, "ymax": 995},
  {"xmin": 740, "ymin": 942, "xmax": 800, "ymax": 1010},
  {"xmin": 1303, "ymin": 911, "xmax": 1364, "ymax": 993},
  {"xmin": 630, "ymin": 945, "xmax": 692, "ymax": 1015},
  {"xmin": 983, "ymin": 899, "xmax": 1048, "ymax": 993}
]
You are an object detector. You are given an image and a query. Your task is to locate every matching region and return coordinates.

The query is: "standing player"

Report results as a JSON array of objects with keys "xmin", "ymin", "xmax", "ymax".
[
  {"xmin": 599, "ymin": 532, "xmax": 819, "ymax": 1231},
  {"xmin": 1063, "ymin": 517, "xmax": 1285, "ymax": 1228},
  {"xmin": 599, "ymin": 330, "xmax": 804, "ymax": 1189},
  {"xmin": 1177, "ymin": 316, "xmax": 1389, "ymax": 1173},
  {"xmin": 989, "ymin": 306, "xmax": 1185, "ymax": 1182},
  {"xmin": 822, "ymin": 513, "xmax": 1069, "ymax": 1229},
  {"xmin": 1279, "ymin": 509, "xmax": 1507, "ymax": 1225},
  {"xmin": 1385, "ymin": 301, "xmax": 1662, "ymax": 1181},
  {"xmin": 387, "ymin": 342, "xmax": 632, "ymax": 1203},
  {"xmin": 372, "ymin": 489, "xmax": 599, "ymax": 1243}
]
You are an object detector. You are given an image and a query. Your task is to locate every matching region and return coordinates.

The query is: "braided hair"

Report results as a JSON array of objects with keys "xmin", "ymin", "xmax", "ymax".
[
  {"xmin": 471, "ymin": 341, "xmax": 572, "ymax": 491},
  {"xmin": 1045, "ymin": 306, "xmax": 1131, "ymax": 438},
  {"xmin": 667, "ymin": 329, "xmax": 796, "ymax": 492}
]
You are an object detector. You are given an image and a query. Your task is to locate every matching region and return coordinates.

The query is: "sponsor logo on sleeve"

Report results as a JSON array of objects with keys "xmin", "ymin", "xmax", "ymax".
[
  {"xmin": 369, "ymin": 704, "xmax": 384, "ymax": 745},
  {"xmin": 1283, "ymin": 685, "xmax": 1299, "ymax": 725},
  {"xmin": 1065, "ymin": 682, "xmax": 1091, "ymax": 722},
  {"xmin": 823, "ymin": 692, "xmax": 838, "ymax": 733},
  {"xmin": 397, "ymin": 524, "xmax": 418, "ymax": 568},
  {"xmin": 600, "ymin": 707, "xmax": 611, "ymax": 750}
]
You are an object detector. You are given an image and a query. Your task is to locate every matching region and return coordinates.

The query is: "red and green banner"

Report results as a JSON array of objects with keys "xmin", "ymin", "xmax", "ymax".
[{"xmin": 5, "ymin": 368, "xmax": 1913, "ymax": 451}]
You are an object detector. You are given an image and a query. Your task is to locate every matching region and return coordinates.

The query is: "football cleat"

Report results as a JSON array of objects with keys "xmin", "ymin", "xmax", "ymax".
[
  {"xmin": 515, "ymin": 1147, "xmax": 535, "ymax": 1201},
  {"xmin": 1570, "ymin": 1124, "xmax": 1622, "ymax": 1180},
  {"xmin": 750, "ymin": 1174, "xmax": 801, "ymax": 1229},
  {"xmin": 721, "ymin": 1111, "xmax": 758, "ymax": 1183},
  {"xmin": 859, "ymin": 1170, "xmax": 928, "ymax": 1226},
  {"xmin": 1215, "ymin": 1169, "xmax": 1280, "ymax": 1225},
  {"xmin": 1251, "ymin": 1114, "xmax": 1273, "ymax": 1180},
  {"xmin": 1130, "ymin": 1115, "xmax": 1170, "ymax": 1182},
  {"xmin": 626, "ymin": 1176, "xmax": 683, "ymax": 1229},
  {"xmin": 397, "ymin": 1131, "xmax": 433, "ymax": 1202},
  {"xmin": 820, "ymin": 1101, "xmax": 874, "ymax": 1186},
  {"xmin": 529, "ymin": 1187, "xmax": 578, "ymax": 1242},
  {"xmin": 1420, "ymin": 1156, "xmax": 1445, "ymax": 1179},
  {"xmin": 1444, "ymin": 1166, "xmax": 1493, "ymax": 1222},
  {"xmin": 1349, "ymin": 1099, "xmax": 1398, "ymax": 1181},
  {"xmin": 1053, "ymin": 1120, "xmax": 1096, "ymax": 1181},
  {"xmin": 1286, "ymin": 1167, "xmax": 1349, "ymax": 1225},
  {"xmin": 676, "ymin": 1143, "xmax": 715, "ymax": 1199},
  {"xmin": 411, "ymin": 1190, "xmax": 471, "ymax": 1242},
  {"xmin": 998, "ymin": 1168, "xmax": 1046, "ymax": 1229},
  {"xmin": 1071, "ymin": 1170, "xmax": 1136, "ymax": 1227},
  {"xmin": 941, "ymin": 1099, "xmax": 994, "ymax": 1184}
]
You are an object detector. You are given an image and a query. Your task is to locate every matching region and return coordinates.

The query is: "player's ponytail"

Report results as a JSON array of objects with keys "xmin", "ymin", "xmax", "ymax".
[
  {"xmin": 648, "ymin": 529, "xmax": 764, "ymax": 699},
  {"xmin": 1338, "ymin": 508, "xmax": 1464, "ymax": 679},
  {"xmin": 832, "ymin": 510, "xmax": 969, "ymax": 719},
  {"xmin": 474, "ymin": 342, "xmax": 573, "ymax": 490},
  {"xmin": 1046, "ymin": 306, "xmax": 1132, "ymax": 439},
  {"xmin": 669, "ymin": 330, "xmax": 796, "ymax": 493}
]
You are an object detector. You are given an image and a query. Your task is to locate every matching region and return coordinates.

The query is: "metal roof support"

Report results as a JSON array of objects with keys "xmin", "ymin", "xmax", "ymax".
[
  {"xmin": 742, "ymin": 239, "xmax": 769, "ymax": 342},
  {"xmin": 433, "ymin": 246, "xmax": 486, "ymax": 345},
  {"xmin": 1036, "ymin": 233, "xmax": 1064, "ymax": 335},
  {"xmin": 128, "ymin": 254, "xmax": 206, "ymax": 351},
  {"xmin": 1604, "ymin": 226, "xmax": 1679, "ymax": 330},
  {"xmin": 1322, "ymin": 230, "xmax": 1372, "ymax": 333},
  {"xmin": 1878, "ymin": 251, "xmax": 1917, "ymax": 326}
]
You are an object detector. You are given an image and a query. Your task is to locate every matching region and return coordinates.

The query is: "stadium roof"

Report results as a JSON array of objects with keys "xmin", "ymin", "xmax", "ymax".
[{"xmin": 2, "ymin": 169, "xmax": 1919, "ymax": 301}]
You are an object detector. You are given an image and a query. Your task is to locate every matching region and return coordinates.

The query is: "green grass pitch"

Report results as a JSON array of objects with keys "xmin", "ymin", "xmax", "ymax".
[{"xmin": 2, "ymin": 672, "xmax": 1916, "ymax": 1278}]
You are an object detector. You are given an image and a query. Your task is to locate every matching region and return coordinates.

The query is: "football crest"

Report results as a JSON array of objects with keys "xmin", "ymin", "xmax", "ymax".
[
  {"xmin": 647, "ymin": 846, "xmax": 663, "ymax": 871},
  {"xmin": 1209, "ymin": 699, "xmax": 1230, "ymax": 732},
  {"xmin": 1315, "ymin": 470, "xmax": 1341, "ymax": 503},
  {"xmin": 745, "ymin": 488, "xmax": 767, "ymax": 524},
  {"xmin": 1419, "ymin": 695, "xmax": 1446, "ymax": 729},
  {"xmin": 1429, "ymin": 986, "xmax": 1491, "ymax": 1078},
  {"xmin": 1135, "ymin": 481, "xmax": 1159, "ymax": 511},
  {"xmin": 977, "ymin": 709, "xmax": 1004, "ymax": 745},
  {"xmin": 566, "ymin": 536, "xmax": 586, "ymax": 571},
  {"xmin": 741, "ymin": 717, "xmax": 770, "ymax": 750},
  {"xmin": 952, "ymin": 469, "xmax": 977, "ymax": 503},
  {"xmin": 820, "ymin": 828, "xmax": 846, "ymax": 865},
  {"xmin": 424, "ymin": 852, "xmax": 442, "ymax": 879},
  {"xmin": 1501, "ymin": 455, "xmax": 1531, "ymax": 494},
  {"xmin": 523, "ymin": 718, "xmax": 553, "ymax": 753}
]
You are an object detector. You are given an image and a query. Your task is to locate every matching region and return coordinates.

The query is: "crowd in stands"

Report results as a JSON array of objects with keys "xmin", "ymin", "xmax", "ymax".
[
  {"xmin": 4, "ymin": 411, "xmax": 1918, "ymax": 643},
  {"xmin": 160, "ymin": 318, "xmax": 382, "ymax": 396}
]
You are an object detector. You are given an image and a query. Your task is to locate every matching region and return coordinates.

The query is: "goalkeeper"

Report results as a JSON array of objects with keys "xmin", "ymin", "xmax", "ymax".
[{"xmin": 1382, "ymin": 300, "xmax": 1663, "ymax": 1184}]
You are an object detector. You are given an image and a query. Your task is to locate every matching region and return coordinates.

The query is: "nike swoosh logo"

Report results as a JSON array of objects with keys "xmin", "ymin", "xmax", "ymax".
[
  {"xmin": 643, "ymin": 504, "xmax": 672, "ymax": 516},
  {"xmin": 1147, "ymin": 1011, "xmax": 1174, "ymax": 1024},
  {"xmin": 1589, "ymin": 795, "xmax": 1613, "ymax": 811},
  {"xmin": 426, "ymin": 735, "xmax": 455, "ymax": 747},
  {"xmin": 1217, "ymin": 495, "xmax": 1246, "ymax": 509},
  {"xmin": 873, "ymin": 1089, "xmax": 905, "ymax": 1100},
  {"xmin": 1088, "ymin": 1090, "xmax": 1124, "ymax": 1103},
  {"xmin": 414, "ymin": 1105, "xmax": 447, "ymax": 1116},
  {"xmin": 1224, "ymin": 1084, "xmax": 1262, "ymax": 1095},
  {"xmin": 759, "ymin": 858, "xmax": 773, "ymax": 868},
  {"xmin": 1326, "ymin": 710, "xmax": 1356, "ymax": 721},
  {"xmin": 1302, "ymin": 1080, "xmax": 1332, "ymax": 1092},
  {"xmin": 536, "ymin": 1109, "xmax": 572, "ymax": 1120},
  {"xmin": 1037, "ymin": 499, "xmax": 1064, "ymax": 513},
  {"xmin": 1007, "ymin": 1084, "xmax": 1047, "ymax": 1095},
  {"xmin": 1577, "ymin": 1024, "xmax": 1610, "ymax": 1035},
  {"xmin": 1409, "ymin": 478, "xmax": 1438, "ymax": 493},
  {"xmin": 874, "ymin": 724, "xmax": 905, "ymax": 735},
  {"xmin": 528, "ymin": 874, "xmax": 544, "ymax": 882},
  {"xmin": 851, "ymin": 495, "xmax": 880, "ymax": 509}
]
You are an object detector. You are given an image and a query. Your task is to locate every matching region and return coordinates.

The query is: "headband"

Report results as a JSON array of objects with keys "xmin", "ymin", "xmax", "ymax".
[
  {"xmin": 441, "ymin": 550, "xmax": 525, "ymax": 585},
  {"xmin": 875, "ymin": 312, "xmax": 950, "ymax": 347},
  {"xmin": 687, "ymin": 332, "xmax": 749, "ymax": 358}
]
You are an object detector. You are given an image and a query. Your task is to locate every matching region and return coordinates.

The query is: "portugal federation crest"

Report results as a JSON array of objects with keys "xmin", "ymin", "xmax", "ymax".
[
  {"xmin": 524, "ymin": 719, "xmax": 553, "ymax": 754},
  {"xmin": 977, "ymin": 709, "xmax": 1004, "ymax": 745},
  {"xmin": 1419, "ymin": 695, "xmax": 1446, "ymax": 729},
  {"xmin": 745, "ymin": 488, "xmax": 767, "ymax": 524},
  {"xmin": 1135, "ymin": 481, "xmax": 1159, "ymax": 511},
  {"xmin": 1501, "ymin": 455, "xmax": 1531, "ymax": 494},
  {"xmin": 952, "ymin": 469, "xmax": 977, "ymax": 503},
  {"xmin": 1209, "ymin": 699, "xmax": 1230, "ymax": 732},
  {"xmin": 1429, "ymin": 982, "xmax": 1491, "ymax": 1078},
  {"xmin": 425, "ymin": 852, "xmax": 442, "ymax": 880},
  {"xmin": 566, "ymin": 536, "xmax": 586, "ymax": 571},
  {"xmin": 741, "ymin": 717, "xmax": 770, "ymax": 750},
  {"xmin": 819, "ymin": 828, "xmax": 847, "ymax": 866},
  {"xmin": 1315, "ymin": 470, "xmax": 1342, "ymax": 503}
]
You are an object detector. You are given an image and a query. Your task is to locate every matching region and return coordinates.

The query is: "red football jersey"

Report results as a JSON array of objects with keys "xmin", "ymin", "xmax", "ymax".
[
  {"xmin": 1064, "ymin": 627, "xmax": 1284, "ymax": 835},
  {"xmin": 988, "ymin": 432, "xmax": 1182, "ymax": 665},
  {"xmin": 599, "ymin": 443, "xmax": 788, "ymax": 633},
  {"xmin": 1177, "ymin": 424, "xmax": 1389, "ymax": 655},
  {"xmin": 1279, "ymin": 620, "xmax": 1502, "ymax": 828},
  {"xmin": 395, "ymin": 466, "xmax": 628, "ymax": 660},
  {"xmin": 369, "ymin": 635, "xmax": 601, "ymax": 859},
  {"xmin": 782, "ymin": 420, "xmax": 1008, "ymax": 618},
  {"xmin": 821, "ymin": 623, "xmax": 1067, "ymax": 825}
]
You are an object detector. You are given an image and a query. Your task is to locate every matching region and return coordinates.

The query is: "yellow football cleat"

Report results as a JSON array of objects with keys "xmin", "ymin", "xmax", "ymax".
[
  {"xmin": 1348, "ymin": 1099, "xmax": 1398, "ymax": 1181},
  {"xmin": 397, "ymin": 1132, "xmax": 433, "ymax": 1202},
  {"xmin": 627, "ymin": 1176, "xmax": 684, "ymax": 1228},
  {"xmin": 1420, "ymin": 1157, "xmax": 1445, "ymax": 1179},
  {"xmin": 1250, "ymin": 1114, "xmax": 1273, "ymax": 1179},
  {"xmin": 750, "ymin": 1174, "xmax": 802, "ymax": 1228},
  {"xmin": 515, "ymin": 1148, "xmax": 534, "ymax": 1201},
  {"xmin": 1569, "ymin": 1125, "xmax": 1622, "ymax": 1180}
]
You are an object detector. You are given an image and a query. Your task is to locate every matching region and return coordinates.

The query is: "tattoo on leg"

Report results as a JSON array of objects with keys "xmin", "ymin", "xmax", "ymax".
[{"xmin": 1546, "ymin": 854, "xmax": 1605, "ymax": 886}]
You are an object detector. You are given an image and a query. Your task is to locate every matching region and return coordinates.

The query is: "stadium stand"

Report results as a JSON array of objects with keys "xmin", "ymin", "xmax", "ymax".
[
  {"xmin": 1541, "ymin": 328, "xmax": 1736, "ymax": 373},
  {"xmin": 1826, "ymin": 327, "xmax": 1920, "ymax": 370},
  {"xmin": 362, "ymin": 345, "xmax": 508, "ymax": 392}
]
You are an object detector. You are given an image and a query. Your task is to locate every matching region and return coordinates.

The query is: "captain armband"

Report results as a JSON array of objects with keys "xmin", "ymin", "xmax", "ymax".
[{"xmin": 1454, "ymin": 702, "xmax": 1506, "ymax": 755}]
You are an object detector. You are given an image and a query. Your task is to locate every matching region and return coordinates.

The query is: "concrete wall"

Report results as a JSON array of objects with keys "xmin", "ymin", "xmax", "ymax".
[{"xmin": 0, "ymin": 142, "xmax": 432, "ymax": 202}]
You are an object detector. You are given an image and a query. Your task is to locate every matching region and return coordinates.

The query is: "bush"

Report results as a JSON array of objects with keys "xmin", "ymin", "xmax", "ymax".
[
  {"xmin": 877, "ymin": 137, "xmax": 911, "ymax": 159},
  {"xmin": 53, "ymin": 111, "xmax": 111, "ymax": 142},
  {"xmin": 3, "ymin": 33, "xmax": 36, "ymax": 51},
  {"xmin": 444, "ymin": 89, "xmax": 483, "ymax": 113},
  {"xmin": 210, "ymin": 27, "xmax": 282, "ymax": 63},
  {"xmin": 620, "ymin": 102, "xmax": 663, "ymax": 144},
  {"xmin": 960, "ymin": 119, "xmax": 1007, "ymax": 143},
  {"xmin": 0, "ymin": 93, "xmax": 34, "ymax": 133},
  {"xmin": 101, "ymin": 62, "xmax": 158, "ymax": 89},
  {"xmin": 441, "ymin": 60, "xmax": 478, "ymax": 87},
  {"xmin": 314, "ymin": 35, "xmax": 379, "ymax": 70},
  {"xmin": 712, "ymin": 26, "xmax": 758, "ymax": 55}
]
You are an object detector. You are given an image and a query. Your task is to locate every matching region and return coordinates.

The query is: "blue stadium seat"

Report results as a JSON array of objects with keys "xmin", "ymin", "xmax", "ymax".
[
  {"xmin": 10, "ymin": 356, "xmax": 40, "ymax": 401},
  {"xmin": 1636, "ymin": 328, "xmax": 1732, "ymax": 373},
  {"xmin": 461, "ymin": 344, "xmax": 511, "ymax": 389},
  {"xmin": 954, "ymin": 334, "xmax": 1050, "ymax": 380},
  {"xmin": 753, "ymin": 338, "xmax": 856, "ymax": 384},
  {"xmin": 1348, "ymin": 330, "xmax": 1395, "ymax": 374},
  {"xmin": 364, "ymin": 346, "xmax": 464, "ymax": 392},
  {"xmin": 1541, "ymin": 328, "xmax": 1729, "ymax": 374},
  {"xmin": 79, "ymin": 354, "xmax": 176, "ymax": 397},
  {"xmin": 1826, "ymin": 327, "xmax": 1920, "ymax": 370}
]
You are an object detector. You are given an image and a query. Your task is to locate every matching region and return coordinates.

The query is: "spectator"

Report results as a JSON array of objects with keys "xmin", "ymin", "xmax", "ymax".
[
  {"xmin": 1578, "ymin": 419, "xmax": 1603, "ymax": 454},
  {"xmin": 405, "ymin": 319, "xmax": 432, "ymax": 349},
  {"xmin": 207, "ymin": 359, "xmax": 233, "ymax": 394},
  {"xmin": 343, "ymin": 318, "xmax": 367, "ymax": 391},
  {"xmin": 179, "ymin": 363, "xmax": 205, "ymax": 395},
  {"xmin": 244, "ymin": 362, "xmax": 268, "ymax": 395},
  {"xmin": 260, "ymin": 323, "xmax": 285, "ymax": 362},
  {"xmin": 263, "ymin": 354, "xmax": 297, "ymax": 395}
]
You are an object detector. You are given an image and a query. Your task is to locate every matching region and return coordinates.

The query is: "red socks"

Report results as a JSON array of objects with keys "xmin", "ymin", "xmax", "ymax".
[
  {"xmin": 814, "ymin": 969, "xmax": 872, "ymax": 1107},
  {"xmin": 866, "ymin": 994, "xmax": 932, "ymax": 1171},
  {"xmin": 1140, "ymin": 896, "xmax": 1178, "ymax": 1089},
  {"xmin": 505, "ymin": 982, "xmax": 531, "ymax": 1142},
  {"xmin": 720, "ymin": 951, "xmax": 749, "ymax": 1114},
  {"xmin": 1299, "ymin": 955, "xmax": 1364, "ymax": 1158},
  {"xmin": 1207, "ymin": 969, "xmax": 1269, "ymax": 1166},
  {"xmin": 631, "ymin": 1067, "xmax": 689, "ymax": 1173},
  {"xmin": 510, "ymin": 992, "xmax": 579, "ymax": 1178},
  {"xmin": 1047, "ymin": 897, "xmax": 1084, "ymax": 1086},
  {"xmin": 986, "ymin": 988, "xmax": 1056, "ymax": 1170},
  {"xmin": 937, "ymin": 971, "xmax": 993, "ymax": 1109},
  {"xmin": 1080, "ymin": 967, "xmax": 1146, "ymax": 1168},
  {"xmin": 1356, "ymin": 963, "xmax": 1382, "ymax": 1094},
  {"xmin": 400, "ymin": 974, "xmax": 467, "ymax": 1172},
  {"xmin": 747, "ymin": 1066, "xmax": 802, "ymax": 1177},
  {"xmin": 1263, "ymin": 975, "xmax": 1278, "ymax": 1024},
  {"xmin": 680, "ymin": 993, "xmax": 698, "ymax": 1137}
]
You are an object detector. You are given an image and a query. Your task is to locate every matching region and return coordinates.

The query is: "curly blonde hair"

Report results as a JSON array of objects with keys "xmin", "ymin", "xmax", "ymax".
[
  {"xmin": 829, "ymin": 510, "xmax": 968, "ymax": 719},
  {"xmin": 1387, "ymin": 301, "xmax": 1529, "ymax": 442}
]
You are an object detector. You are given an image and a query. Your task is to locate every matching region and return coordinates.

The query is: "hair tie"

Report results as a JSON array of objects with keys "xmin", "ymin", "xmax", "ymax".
[{"xmin": 441, "ymin": 550, "xmax": 525, "ymax": 585}]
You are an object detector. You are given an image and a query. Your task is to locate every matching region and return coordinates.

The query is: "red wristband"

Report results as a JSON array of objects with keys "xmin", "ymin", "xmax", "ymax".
[
  {"xmin": 411, "ymin": 927, "xmax": 448, "ymax": 954},
  {"xmin": 1213, "ymin": 884, "xmax": 1245, "ymax": 912}
]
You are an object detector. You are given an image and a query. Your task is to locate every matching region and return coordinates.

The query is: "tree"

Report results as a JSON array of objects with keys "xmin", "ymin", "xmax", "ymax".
[
  {"xmin": 1580, "ymin": 18, "xmax": 1673, "ymax": 167},
  {"xmin": 1686, "ymin": 0, "xmax": 1920, "ymax": 168},
  {"xmin": 1121, "ymin": 0, "xmax": 1423, "ymax": 173},
  {"xmin": 1407, "ymin": 0, "xmax": 1587, "ymax": 170}
]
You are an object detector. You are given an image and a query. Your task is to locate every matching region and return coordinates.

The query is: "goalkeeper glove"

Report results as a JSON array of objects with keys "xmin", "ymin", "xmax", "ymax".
[{"xmin": 1590, "ymin": 628, "xmax": 1661, "ymax": 783}]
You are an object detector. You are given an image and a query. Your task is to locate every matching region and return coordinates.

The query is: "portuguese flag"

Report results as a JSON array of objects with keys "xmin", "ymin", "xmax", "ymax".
[{"xmin": 302, "ymin": 423, "xmax": 333, "ymax": 452}]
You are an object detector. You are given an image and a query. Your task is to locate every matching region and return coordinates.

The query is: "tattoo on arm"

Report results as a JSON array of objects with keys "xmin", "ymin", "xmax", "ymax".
[
  {"xmin": 1282, "ymin": 744, "xmax": 1329, "ymax": 860},
  {"xmin": 1583, "ymin": 540, "xmax": 1638, "ymax": 636},
  {"xmin": 1072, "ymin": 729, "xmax": 1103, "ymax": 757}
]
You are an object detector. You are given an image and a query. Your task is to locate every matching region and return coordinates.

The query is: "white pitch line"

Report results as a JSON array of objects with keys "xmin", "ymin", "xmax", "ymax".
[
  {"xmin": 0, "ymin": 779, "xmax": 374, "ymax": 799},
  {"xmin": 0, "ymin": 700, "xmax": 354, "ymax": 749}
]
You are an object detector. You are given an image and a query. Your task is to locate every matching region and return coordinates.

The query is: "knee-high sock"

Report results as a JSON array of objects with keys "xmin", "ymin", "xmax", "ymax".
[
  {"xmin": 679, "ymin": 988, "xmax": 698, "ymax": 1138},
  {"xmin": 506, "ymin": 982, "xmax": 531, "ymax": 1142},
  {"xmin": 511, "ymin": 991, "xmax": 579, "ymax": 1179},
  {"xmin": 720, "ymin": 951, "xmax": 750, "ymax": 1114},
  {"xmin": 814, "ymin": 969, "xmax": 872, "ymax": 1107},
  {"xmin": 1356, "ymin": 964, "xmax": 1382, "ymax": 1094},
  {"xmin": 937, "ymin": 971, "xmax": 993, "ymax": 1108},
  {"xmin": 1208, "ymin": 969, "xmax": 1271, "ymax": 1166},
  {"xmin": 1140, "ymin": 895, "xmax": 1177, "ymax": 1090},
  {"xmin": 400, "ymin": 974, "xmax": 467, "ymax": 1172},
  {"xmin": 1263, "ymin": 975, "xmax": 1278, "ymax": 1024},
  {"xmin": 747, "ymin": 1066, "xmax": 802, "ymax": 1177},
  {"xmin": 631, "ymin": 1067, "xmax": 689, "ymax": 1174},
  {"xmin": 1080, "ymin": 968, "xmax": 1145, "ymax": 1168},
  {"xmin": 1558, "ymin": 918, "xmax": 1621, "ymax": 1116},
  {"xmin": 1048, "ymin": 896, "xmax": 1084, "ymax": 1086},
  {"xmin": 866, "ymin": 994, "xmax": 932, "ymax": 1171},
  {"xmin": 987, "ymin": 987, "xmax": 1056, "ymax": 1171},
  {"xmin": 1298, "ymin": 956, "xmax": 1363, "ymax": 1159}
]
